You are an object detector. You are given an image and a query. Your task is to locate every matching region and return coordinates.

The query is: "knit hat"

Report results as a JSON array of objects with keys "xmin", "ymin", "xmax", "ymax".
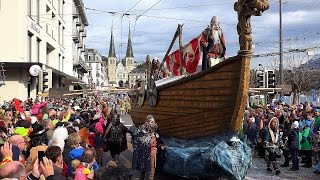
[
  {"xmin": 42, "ymin": 114, "xmax": 49, "ymax": 120},
  {"xmin": 52, "ymin": 119, "xmax": 59, "ymax": 126},
  {"xmin": 15, "ymin": 127, "xmax": 29, "ymax": 137},
  {"xmin": 292, "ymin": 121, "xmax": 299, "ymax": 129},
  {"xmin": 37, "ymin": 113, "xmax": 43, "ymax": 120},
  {"xmin": 304, "ymin": 120, "xmax": 311, "ymax": 127}
]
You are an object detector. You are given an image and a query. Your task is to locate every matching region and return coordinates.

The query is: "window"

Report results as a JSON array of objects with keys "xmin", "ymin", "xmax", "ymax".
[
  {"xmin": 28, "ymin": 0, "xmax": 32, "ymax": 16},
  {"xmin": 62, "ymin": 56, "xmax": 64, "ymax": 72},
  {"xmin": 37, "ymin": 38, "xmax": 41, "ymax": 63},
  {"xmin": 58, "ymin": 0, "xmax": 60, "ymax": 14},
  {"xmin": 28, "ymin": 32, "xmax": 33, "ymax": 62},
  {"xmin": 89, "ymin": 55, "xmax": 92, "ymax": 61},
  {"xmin": 62, "ymin": 1, "xmax": 65, "ymax": 19},
  {"xmin": 58, "ymin": 22, "xmax": 61, "ymax": 44},
  {"xmin": 58, "ymin": 54, "xmax": 61, "ymax": 70},
  {"xmin": 36, "ymin": 0, "xmax": 40, "ymax": 23},
  {"xmin": 62, "ymin": 26, "xmax": 65, "ymax": 46}
]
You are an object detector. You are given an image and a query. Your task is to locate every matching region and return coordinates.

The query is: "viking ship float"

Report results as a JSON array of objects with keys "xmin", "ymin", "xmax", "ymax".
[{"xmin": 130, "ymin": 0, "xmax": 270, "ymax": 139}]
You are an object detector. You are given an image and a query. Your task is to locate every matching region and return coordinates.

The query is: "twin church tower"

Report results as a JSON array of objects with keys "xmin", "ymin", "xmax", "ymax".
[{"xmin": 107, "ymin": 27, "xmax": 135, "ymax": 85}]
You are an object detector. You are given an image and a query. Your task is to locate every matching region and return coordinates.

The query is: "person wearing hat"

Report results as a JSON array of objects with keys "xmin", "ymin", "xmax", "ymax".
[
  {"xmin": 262, "ymin": 117, "xmax": 282, "ymax": 175},
  {"xmin": 300, "ymin": 119, "xmax": 313, "ymax": 168},
  {"xmin": 288, "ymin": 121, "xmax": 300, "ymax": 171},
  {"xmin": 28, "ymin": 122, "xmax": 48, "ymax": 150},
  {"xmin": 105, "ymin": 114, "xmax": 128, "ymax": 164},
  {"xmin": 200, "ymin": 16, "xmax": 226, "ymax": 70},
  {"xmin": 132, "ymin": 114, "xmax": 165, "ymax": 180}
]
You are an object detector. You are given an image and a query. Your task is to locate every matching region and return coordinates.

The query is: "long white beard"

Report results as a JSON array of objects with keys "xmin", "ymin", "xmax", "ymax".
[{"xmin": 211, "ymin": 30, "xmax": 221, "ymax": 45}]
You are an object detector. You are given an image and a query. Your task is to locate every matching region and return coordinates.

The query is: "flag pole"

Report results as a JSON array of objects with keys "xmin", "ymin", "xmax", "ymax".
[
  {"xmin": 178, "ymin": 24, "xmax": 184, "ymax": 75},
  {"xmin": 158, "ymin": 25, "xmax": 180, "ymax": 73}
]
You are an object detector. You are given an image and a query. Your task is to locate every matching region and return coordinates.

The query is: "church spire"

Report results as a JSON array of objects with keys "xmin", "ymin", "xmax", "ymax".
[
  {"xmin": 126, "ymin": 23, "xmax": 134, "ymax": 58},
  {"xmin": 108, "ymin": 25, "xmax": 116, "ymax": 58}
]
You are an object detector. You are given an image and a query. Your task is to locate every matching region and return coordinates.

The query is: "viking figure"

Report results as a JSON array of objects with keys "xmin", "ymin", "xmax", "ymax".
[{"xmin": 200, "ymin": 16, "xmax": 226, "ymax": 70}]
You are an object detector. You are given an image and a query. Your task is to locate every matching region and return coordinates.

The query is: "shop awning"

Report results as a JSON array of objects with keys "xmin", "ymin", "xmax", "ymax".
[{"xmin": 49, "ymin": 67, "xmax": 80, "ymax": 85}]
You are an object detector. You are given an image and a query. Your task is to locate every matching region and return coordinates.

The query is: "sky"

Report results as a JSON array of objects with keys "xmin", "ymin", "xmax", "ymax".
[{"xmin": 82, "ymin": 0, "xmax": 320, "ymax": 69}]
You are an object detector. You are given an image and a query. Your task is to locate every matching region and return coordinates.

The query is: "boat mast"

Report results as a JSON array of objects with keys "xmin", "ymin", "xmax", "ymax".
[
  {"xmin": 178, "ymin": 24, "xmax": 184, "ymax": 75},
  {"xmin": 157, "ymin": 25, "xmax": 180, "ymax": 77}
]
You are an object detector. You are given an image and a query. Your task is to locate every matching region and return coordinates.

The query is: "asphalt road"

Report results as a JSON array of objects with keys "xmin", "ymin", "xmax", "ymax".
[{"xmin": 110, "ymin": 113, "xmax": 320, "ymax": 180}]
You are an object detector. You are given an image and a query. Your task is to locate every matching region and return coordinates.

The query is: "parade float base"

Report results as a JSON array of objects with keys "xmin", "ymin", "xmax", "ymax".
[{"xmin": 160, "ymin": 134, "xmax": 252, "ymax": 180}]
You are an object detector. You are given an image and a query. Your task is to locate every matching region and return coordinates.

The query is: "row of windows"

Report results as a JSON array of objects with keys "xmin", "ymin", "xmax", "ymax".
[{"xmin": 28, "ymin": 31, "xmax": 65, "ymax": 70}]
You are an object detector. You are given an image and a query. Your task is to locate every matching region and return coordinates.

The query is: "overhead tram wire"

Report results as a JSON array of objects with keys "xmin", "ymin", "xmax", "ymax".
[
  {"xmin": 44, "ymin": 0, "xmax": 317, "ymax": 33},
  {"xmin": 118, "ymin": 0, "xmax": 144, "ymax": 60},
  {"xmin": 132, "ymin": 0, "xmax": 162, "ymax": 36}
]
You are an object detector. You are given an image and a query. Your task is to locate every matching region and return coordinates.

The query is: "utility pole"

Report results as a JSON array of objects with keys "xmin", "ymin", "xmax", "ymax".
[{"xmin": 279, "ymin": 0, "xmax": 284, "ymax": 96}]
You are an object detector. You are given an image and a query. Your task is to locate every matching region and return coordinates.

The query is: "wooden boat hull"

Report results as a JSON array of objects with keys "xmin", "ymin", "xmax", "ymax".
[{"xmin": 130, "ymin": 55, "xmax": 250, "ymax": 139}]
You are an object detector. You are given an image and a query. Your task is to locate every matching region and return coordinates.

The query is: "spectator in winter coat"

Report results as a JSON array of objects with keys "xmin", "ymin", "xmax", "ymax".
[
  {"xmin": 300, "ymin": 120, "xmax": 312, "ymax": 168},
  {"xmin": 245, "ymin": 117, "xmax": 258, "ymax": 148},
  {"xmin": 32, "ymin": 100, "xmax": 47, "ymax": 115},
  {"xmin": 262, "ymin": 117, "xmax": 281, "ymax": 175},
  {"xmin": 288, "ymin": 121, "xmax": 300, "ymax": 171}
]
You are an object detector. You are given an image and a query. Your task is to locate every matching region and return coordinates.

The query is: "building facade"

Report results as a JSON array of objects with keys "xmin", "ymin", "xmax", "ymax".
[
  {"xmin": 128, "ymin": 68, "xmax": 147, "ymax": 88},
  {"xmin": 107, "ymin": 27, "xmax": 136, "ymax": 87},
  {"xmin": 0, "ymin": 0, "xmax": 89, "ymax": 101},
  {"xmin": 84, "ymin": 48, "xmax": 106, "ymax": 90}
]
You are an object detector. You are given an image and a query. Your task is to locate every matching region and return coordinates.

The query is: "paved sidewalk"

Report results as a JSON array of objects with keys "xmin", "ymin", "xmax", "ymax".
[{"xmin": 246, "ymin": 157, "xmax": 319, "ymax": 180}]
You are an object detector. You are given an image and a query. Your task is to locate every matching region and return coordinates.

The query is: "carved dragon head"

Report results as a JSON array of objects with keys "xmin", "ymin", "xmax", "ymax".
[
  {"xmin": 235, "ymin": 0, "xmax": 270, "ymax": 17},
  {"xmin": 250, "ymin": 0, "xmax": 270, "ymax": 16}
]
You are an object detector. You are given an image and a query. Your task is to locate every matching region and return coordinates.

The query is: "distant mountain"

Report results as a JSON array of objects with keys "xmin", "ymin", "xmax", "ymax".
[{"xmin": 301, "ymin": 54, "xmax": 320, "ymax": 69}]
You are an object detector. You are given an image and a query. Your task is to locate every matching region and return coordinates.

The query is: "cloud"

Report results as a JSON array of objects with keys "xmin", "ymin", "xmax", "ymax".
[{"xmin": 83, "ymin": 0, "xmax": 320, "ymax": 66}]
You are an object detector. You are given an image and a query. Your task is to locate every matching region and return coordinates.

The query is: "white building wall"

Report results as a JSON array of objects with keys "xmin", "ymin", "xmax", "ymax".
[{"xmin": 0, "ymin": 0, "xmax": 72, "ymax": 100}]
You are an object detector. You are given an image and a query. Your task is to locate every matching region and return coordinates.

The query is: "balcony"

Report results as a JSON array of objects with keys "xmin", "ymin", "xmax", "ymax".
[
  {"xmin": 81, "ymin": 29, "xmax": 87, "ymax": 37},
  {"xmin": 78, "ymin": 39, "xmax": 83, "ymax": 48},
  {"xmin": 72, "ymin": 7, "xmax": 78, "ymax": 17},
  {"xmin": 72, "ymin": 30, "xmax": 80, "ymax": 43},
  {"xmin": 79, "ymin": 25, "xmax": 84, "ymax": 32},
  {"xmin": 81, "ymin": 45, "xmax": 86, "ymax": 52},
  {"xmin": 76, "ymin": 20, "xmax": 81, "ymax": 26},
  {"xmin": 73, "ymin": 56, "xmax": 89, "ymax": 73}
]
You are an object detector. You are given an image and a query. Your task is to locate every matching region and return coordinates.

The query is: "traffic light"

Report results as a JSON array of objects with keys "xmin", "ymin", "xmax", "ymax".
[
  {"xmin": 267, "ymin": 70, "xmax": 276, "ymax": 94},
  {"xmin": 256, "ymin": 70, "xmax": 265, "ymax": 88},
  {"xmin": 42, "ymin": 71, "xmax": 49, "ymax": 91}
]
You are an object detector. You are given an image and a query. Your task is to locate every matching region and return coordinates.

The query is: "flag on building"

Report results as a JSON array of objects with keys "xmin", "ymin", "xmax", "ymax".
[{"xmin": 165, "ymin": 35, "xmax": 201, "ymax": 76}]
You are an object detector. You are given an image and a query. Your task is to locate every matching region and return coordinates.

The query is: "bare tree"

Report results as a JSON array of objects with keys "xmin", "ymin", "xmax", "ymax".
[{"xmin": 283, "ymin": 53, "xmax": 314, "ymax": 104}]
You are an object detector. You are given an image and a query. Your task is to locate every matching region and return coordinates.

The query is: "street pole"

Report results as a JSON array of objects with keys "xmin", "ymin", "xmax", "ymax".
[{"xmin": 279, "ymin": 0, "xmax": 284, "ymax": 97}]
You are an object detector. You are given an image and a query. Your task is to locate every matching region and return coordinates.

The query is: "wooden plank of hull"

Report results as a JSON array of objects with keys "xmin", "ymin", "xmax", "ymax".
[
  {"xmin": 160, "ymin": 88, "xmax": 236, "ymax": 96},
  {"xmin": 158, "ymin": 95, "xmax": 236, "ymax": 102},
  {"xmin": 159, "ymin": 108, "xmax": 233, "ymax": 131},
  {"xmin": 164, "ymin": 120, "xmax": 228, "ymax": 138}
]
